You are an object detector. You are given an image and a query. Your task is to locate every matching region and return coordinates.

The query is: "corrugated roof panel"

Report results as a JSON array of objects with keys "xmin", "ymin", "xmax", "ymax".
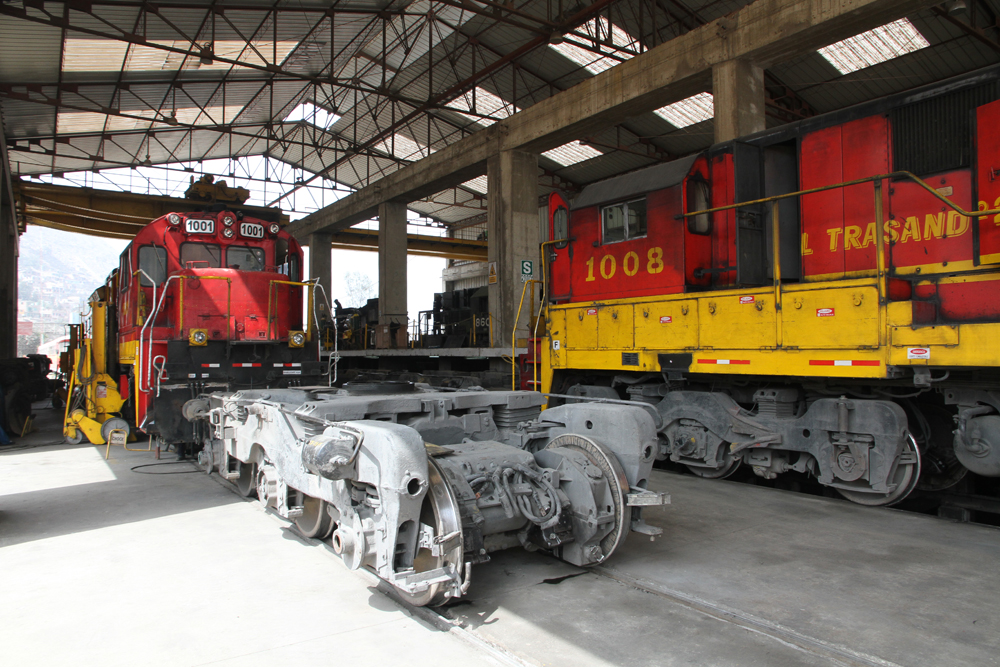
[{"xmin": 0, "ymin": 16, "xmax": 61, "ymax": 84}]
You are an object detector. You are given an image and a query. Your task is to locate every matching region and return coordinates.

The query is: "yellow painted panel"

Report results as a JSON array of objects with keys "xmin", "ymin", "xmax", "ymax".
[
  {"xmin": 564, "ymin": 306, "xmax": 599, "ymax": 349},
  {"xmin": 891, "ymin": 325, "xmax": 959, "ymax": 346},
  {"xmin": 887, "ymin": 301, "xmax": 912, "ymax": 326},
  {"xmin": 547, "ymin": 309, "xmax": 566, "ymax": 369},
  {"xmin": 699, "ymin": 292, "xmax": 775, "ymax": 349},
  {"xmin": 561, "ymin": 348, "xmax": 887, "ymax": 378},
  {"xmin": 598, "ymin": 304, "xmax": 634, "ymax": 349},
  {"xmin": 634, "ymin": 300, "xmax": 698, "ymax": 349},
  {"xmin": 888, "ymin": 323, "xmax": 998, "ymax": 366},
  {"xmin": 782, "ymin": 286, "xmax": 879, "ymax": 348},
  {"xmin": 119, "ymin": 340, "xmax": 138, "ymax": 364}
]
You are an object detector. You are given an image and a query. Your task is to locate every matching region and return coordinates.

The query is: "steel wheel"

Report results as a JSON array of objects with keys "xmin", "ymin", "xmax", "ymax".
[
  {"xmin": 837, "ymin": 434, "xmax": 922, "ymax": 507},
  {"xmin": 293, "ymin": 493, "xmax": 336, "ymax": 539},
  {"xmin": 235, "ymin": 462, "xmax": 258, "ymax": 498},
  {"xmin": 395, "ymin": 457, "xmax": 465, "ymax": 607},
  {"xmin": 686, "ymin": 449, "xmax": 741, "ymax": 479},
  {"xmin": 544, "ymin": 433, "xmax": 630, "ymax": 564}
]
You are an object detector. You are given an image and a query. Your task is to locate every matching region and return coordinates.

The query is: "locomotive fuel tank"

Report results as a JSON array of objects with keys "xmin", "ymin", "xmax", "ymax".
[{"xmin": 186, "ymin": 383, "xmax": 668, "ymax": 605}]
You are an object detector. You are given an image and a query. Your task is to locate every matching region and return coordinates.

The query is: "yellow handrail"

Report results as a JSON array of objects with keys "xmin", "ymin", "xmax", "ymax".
[
  {"xmin": 511, "ymin": 279, "xmax": 541, "ymax": 390},
  {"xmin": 683, "ymin": 169, "xmax": 1000, "ymax": 220},
  {"xmin": 267, "ymin": 279, "xmax": 314, "ymax": 341}
]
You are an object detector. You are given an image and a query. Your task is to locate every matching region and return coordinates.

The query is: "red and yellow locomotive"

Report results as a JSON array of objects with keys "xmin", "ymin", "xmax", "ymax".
[
  {"xmin": 64, "ymin": 205, "xmax": 325, "ymax": 451},
  {"xmin": 542, "ymin": 65, "xmax": 1000, "ymax": 505}
]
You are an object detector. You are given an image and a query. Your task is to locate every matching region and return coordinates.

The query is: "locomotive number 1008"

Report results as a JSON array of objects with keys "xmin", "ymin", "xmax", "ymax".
[{"xmin": 585, "ymin": 247, "xmax": 665, "ymax": 281}]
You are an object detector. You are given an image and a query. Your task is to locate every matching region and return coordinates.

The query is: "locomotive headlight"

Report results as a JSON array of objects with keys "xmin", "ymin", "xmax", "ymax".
[
  {"xmin": 222, "ymin": 214, "xmax": 236, "ymax": 227},
  {"xmin": 222, "ymin": 227, "xmax": 235, "ymax": 238},
  {"xmin": 269, "ymin": 223, "xmax": 280, "ymax": 234},
  {"xmin": 189, "ymin": 329, "xmax": 209, "ymax": 346},
  {"xmin": 167, "ymin": 212, "xmax": 182, "ymax": 226},
  {"xmin": 289, "ymin": 331, "xmax": 306, "ymax": 348}
]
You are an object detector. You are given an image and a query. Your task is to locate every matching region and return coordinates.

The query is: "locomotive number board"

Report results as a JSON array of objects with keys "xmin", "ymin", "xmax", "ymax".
[
  {"xmin": 185, "ymin": 218, "xmax": 215, "ymax": 234},
  {"xmin": 240, "ymin": 222, "xmax": 265, "ymax": 239}
]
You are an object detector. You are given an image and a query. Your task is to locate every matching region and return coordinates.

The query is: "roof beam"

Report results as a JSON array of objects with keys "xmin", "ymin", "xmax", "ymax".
[{"xmin": 289, "ymin": 0, "xmax": 937, "ymax": 238}]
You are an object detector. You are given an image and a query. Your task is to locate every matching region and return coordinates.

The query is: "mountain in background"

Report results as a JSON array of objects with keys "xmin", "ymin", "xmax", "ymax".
[{"xmin": 17, "ymin": 225, "xmax": 128, "ymax": 336}]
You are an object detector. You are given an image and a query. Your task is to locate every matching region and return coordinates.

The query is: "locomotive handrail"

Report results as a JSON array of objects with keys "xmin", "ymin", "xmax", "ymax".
[
  {"xmin": 512, "ymin": 279, "xmax": 542, "ymax": 390},
  {"xmin": 266, "ymin": 279, "xmax": 314, "ymax": 342},
  {"xmin": 535, "ymin": 238, "xmax": 569, "ymax": 392},
  {"xmin": 138, "ymin": 274, "xmax": 183, "ymax": 394},
  {"xmin": 132, "ymin": 269, "xmax": 156, "ymax": 395},
  {"xmin": 680, "ymin": 170, "xmax": 1000, "ymax": 220}
]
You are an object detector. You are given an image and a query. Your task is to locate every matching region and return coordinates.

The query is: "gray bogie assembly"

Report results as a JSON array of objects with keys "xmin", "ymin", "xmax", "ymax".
[
  {"xmin": 188, "ymin": 384, "xmax": 668, "ymax": 606},
  {"xmin": 574, "ymin": 383, "xmax": 921, "ymax": 506}
]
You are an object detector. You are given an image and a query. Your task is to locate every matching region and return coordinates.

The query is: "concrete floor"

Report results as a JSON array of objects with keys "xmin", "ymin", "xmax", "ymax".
[{"xmin": 3, "ymin": 404, "xmax": 998, "ymax": 666}]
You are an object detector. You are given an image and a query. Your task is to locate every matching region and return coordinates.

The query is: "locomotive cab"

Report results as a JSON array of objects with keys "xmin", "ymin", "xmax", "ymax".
[{"xmin": 76, "ymin": 207, "xmax": 325, "ymax": 450}]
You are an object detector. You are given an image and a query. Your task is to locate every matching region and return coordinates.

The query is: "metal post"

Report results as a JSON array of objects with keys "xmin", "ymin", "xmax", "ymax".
[{"xmin": 772, "ymin": 201, "xmax": 782, "ymax": 348}]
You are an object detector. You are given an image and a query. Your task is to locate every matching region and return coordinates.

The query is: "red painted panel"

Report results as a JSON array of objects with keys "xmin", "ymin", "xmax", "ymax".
[
  {"xmin": 684, "ymin": 156, "xmax": 713, "ymax": 288},
  {"xmin": 888, "ymin": 170, "xmax": 973, "ymax": 270},
  {"xmin": 800, "ymin": 125, "xmax": 845, "ymax": 278},
  {"xmin": 547, "ymin": 192, "xmax": 572, "ymax": 301},
  {"xmin": 938, "ymin": 279, "xmax": 1000, "ymax": 320},
  {"xmin": 976, "ymin": 100, "xmax": 1000, "ymax": 263},
  {"xmin": 709, "ymin": 154, "xmax": 736, "ymax": 287},
  {"xmin": 842, "ymin": 116, "xmax": 889, "ymax": 274},
  {"xmin": 567, "ymin": 185, "xmax": 687, "ymax": 301}
]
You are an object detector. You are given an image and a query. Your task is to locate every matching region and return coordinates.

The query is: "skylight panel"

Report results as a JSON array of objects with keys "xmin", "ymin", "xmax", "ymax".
[
  {"xmin": 283, "ymin": 102, "xmax": 340, "ymax": 130},
  {"xmin": 373, "ymin": 134, "xmax": 436, "ymax": 162},
  {"xmin": 56, "ymin": 105, "xmax": 245, "ymax": 134},
  {"xmin": 817, "ymin": 19, "xmax": 929, "ymax": 75},
  {"xmin": 653, "ymin": 92, "xmax": 715, "ymax": 129},
  {"xmin": 62, "ymin": 39, "xmax": 300, "ymax": 72},
  {"xmin": 549, "ymin": 17, "xmax": 639, "ymax": 75},
  {"xmin": 542, "ymin": 141, "xmax": 602, "ymax": 167},
  {"xmin": 446, "ymin": 88, "xmax": 518, "ymax": 127},
  {"xmin": 461, "ymin": 176, "xmax": 488, "ymax": 194}
]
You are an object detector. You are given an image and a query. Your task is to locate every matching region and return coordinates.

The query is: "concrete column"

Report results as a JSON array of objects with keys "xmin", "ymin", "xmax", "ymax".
[
  {"xmin": 712, "ymin": 59, "xmax": 765, "ymax": 143},
  {"xmin": 377, "ymin": 201, "xmax": 408, "ymax": 328},
  {"xmin": 308, "ymin": 232, "xmax": 332, "ymax": 321},
  {"xmin": 0, "ymin": 211, "xmax": 16, "ymax": 358},
  {"xmin": 487, "ymin": 150, "xmax": 539, "ymax": 349}
]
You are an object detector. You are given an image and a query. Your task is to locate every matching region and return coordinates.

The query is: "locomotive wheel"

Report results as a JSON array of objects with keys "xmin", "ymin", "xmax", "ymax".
[
  {"xmin": 544, "ymin": 433, "xmax": 630, "ymax": 564},
  {"xmin": 396, "ymin": 457, "xmax": 464, "ymax": 607},
  {"xmin": 293, "ymin": 494, "xmax": 336, "ymax": 539},
  {"xmin": 837, "ymin": 434, "xmax": 922, "ymax": 507},
  {"xmin": 235, "ymin": 462, "xmax": 258, "ymax": 498},
  {"xmin": 686, "ymin": 450, "xmax": 741, "ymax": 480},
  {"xmin": 914, "ymin": 404, "xmax": 967, "ymax": 492}
]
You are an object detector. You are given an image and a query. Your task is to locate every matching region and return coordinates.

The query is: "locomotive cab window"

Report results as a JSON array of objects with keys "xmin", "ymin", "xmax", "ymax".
[
  {"xmin": 138, "ymin": 246, "xmax": 167, "ymax": 286},
  {"xmin": 686, "ymin": 178, "xmax": 711, "ymax": 235},
  {"xmin": 601, "ymin": 198, "xmax": 646, "ymax": 244},
  {"xmin": 226, "ymin": 246, "xmax": 266, "ymax": 271},
  {"xmin": 553, "ymin": 206, "xmax": 569, "ymax": 249},
  {"xmin": 180, "ymin": 242, "xmax": 221, "ymax": 269},
  {"xmin": 119, "ymin": 251, "xmax": 131, "ymax": 292}
]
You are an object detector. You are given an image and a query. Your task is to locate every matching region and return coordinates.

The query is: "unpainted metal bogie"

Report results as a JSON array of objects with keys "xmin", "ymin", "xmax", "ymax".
[{"xmin": 183, "ymin": 385, "xmax": 668, "ymax": 605}]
